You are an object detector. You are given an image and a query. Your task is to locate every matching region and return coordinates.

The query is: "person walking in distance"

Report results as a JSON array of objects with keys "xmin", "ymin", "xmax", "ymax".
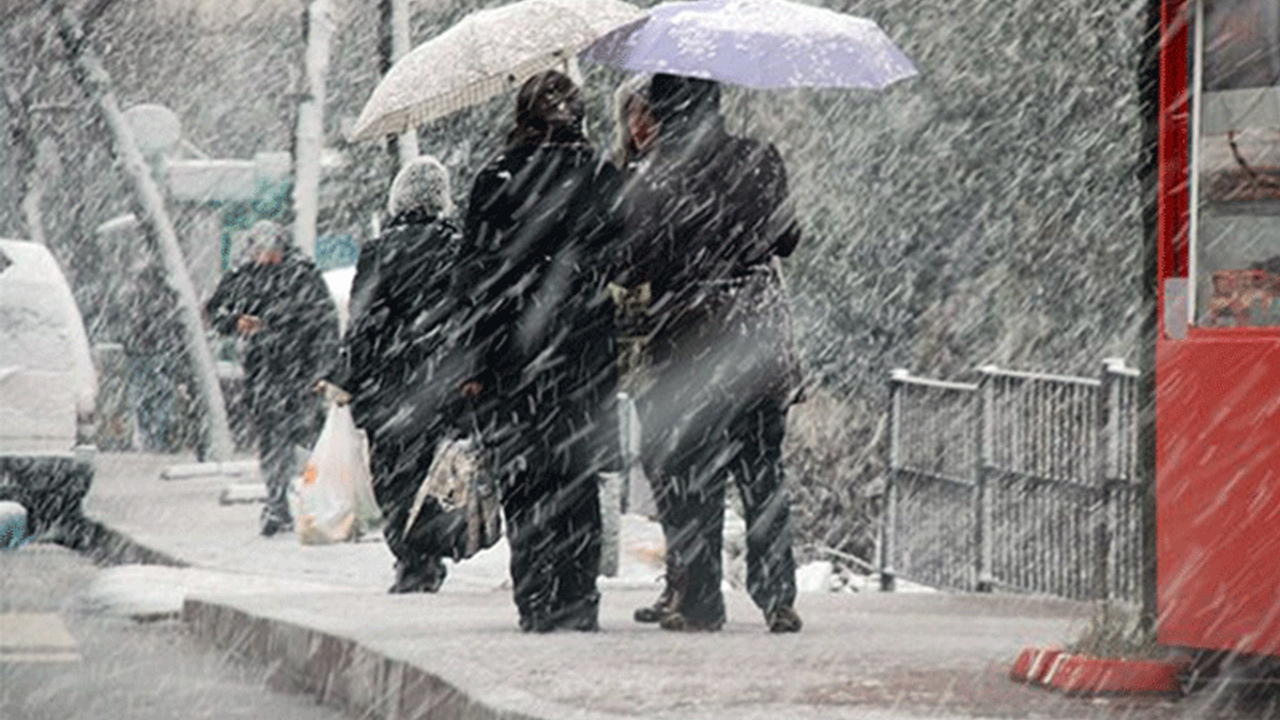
[{"xmin": 205, "ymin": 220, "xmax": 340, "ymax": 537}]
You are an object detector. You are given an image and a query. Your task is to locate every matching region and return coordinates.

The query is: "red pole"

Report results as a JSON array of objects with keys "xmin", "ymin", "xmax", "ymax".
[{"xmin": 1156, "ymin": 0, "xmax": 1189, "ymax": 285}]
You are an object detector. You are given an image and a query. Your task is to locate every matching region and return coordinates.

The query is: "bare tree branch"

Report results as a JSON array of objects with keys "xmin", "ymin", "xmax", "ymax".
[
  {"xmin": 2, "ymin": 10, "xmax": 49, "ymax": 244},
  {"xmin": 53, "ymin": 3, "xmax": 235, "ymax": 460}
]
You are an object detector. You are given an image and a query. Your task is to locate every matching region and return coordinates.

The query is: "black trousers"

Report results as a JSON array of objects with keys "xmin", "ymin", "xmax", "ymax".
[
  {"xmin": 501, "ymin": 460, "xmax": 602, "ymax": 630},
  {"xmin": 250, "ymin": 382, "xmax": 322, "ymax": 527},
  {"xmin": 641, "ymin": 393, "xmax": 797, "ymax": 624}
]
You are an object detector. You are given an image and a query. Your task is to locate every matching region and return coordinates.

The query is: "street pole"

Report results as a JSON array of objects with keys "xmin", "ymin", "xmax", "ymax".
[
  {"xmin": 1137, "ymin": 0, "xmax": 1164, "ymax": 641},
  {"xmin": 55, "ymin": 4, "xmax": 234, "ymax": 461},
  {"xmin": 380, "ymin": 0, "xmax": 419, "ymax": 171},
  {"xmin": 294, "ymin": 0, "xmax": 334, "ymax": 259}
]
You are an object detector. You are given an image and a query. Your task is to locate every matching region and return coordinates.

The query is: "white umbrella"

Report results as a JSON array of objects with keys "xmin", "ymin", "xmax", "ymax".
[
  {"xmin": 350, "ymin": 0, "xmax": 644, "ymax": 141},
  {"xmin": 582, "ymin": 0, "xmax": 917, "ymax": 90}
]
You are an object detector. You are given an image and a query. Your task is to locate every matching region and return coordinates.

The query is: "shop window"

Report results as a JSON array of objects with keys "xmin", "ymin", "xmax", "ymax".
[{"xmin": 1192, "ymin": 0, "xmax": 1280, "ymax": 326}]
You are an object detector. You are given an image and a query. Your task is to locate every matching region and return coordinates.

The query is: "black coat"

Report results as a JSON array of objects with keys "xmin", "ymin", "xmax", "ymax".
[
  {"xmin": 119, "ymin": 264, "xmax": 185, "ymax": 357},
  {"xmin": 341, "ymin": 209, "xmax": 463, "ymax": 441},
  {"xmin": 205, "ymin": 249, "xmax": 340, "ymax": 408},
  {"xmin": 458, "ymin": 141, "xmax": 624, "ymax": 479},
  {"xmin": 624, "ymin": 116, "xmax": 803, "ymax": 405}
]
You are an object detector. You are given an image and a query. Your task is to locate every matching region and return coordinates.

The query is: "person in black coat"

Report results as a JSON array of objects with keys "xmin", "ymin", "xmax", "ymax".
[
  {"xmin": 338, "ymin": 154, "xmax": 468, "ymax": 593},
  {"xmin": 457, "ymin": 69, "xmax": 623, "ymax": 632},
  {"xmin": 205, "ymin": 221, "xmax": 341, "ymax": 536},
  {"xmin": 623, "ymin": 74, "xmax": 805, "ymax": 633},
  {"xmin": 117, "ymin": 258, "xmax": 189, "ymax": 453}
]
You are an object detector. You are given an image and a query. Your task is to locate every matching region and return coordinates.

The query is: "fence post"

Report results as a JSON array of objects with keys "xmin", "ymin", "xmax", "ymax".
[
  {"xmin": 1098, "ymin": 359, "xmax": 1119, "ymax": 602},
  {"xmin": 881, "ymin": 370, "xmax": 908, "ymax": 592},
  {"xmin": 617, "ymin": 392, "xmax": 635, "ymax": 515},
  {"xmin": 975, "ymin": 369, "xmax": 995, "ymax": 592}
]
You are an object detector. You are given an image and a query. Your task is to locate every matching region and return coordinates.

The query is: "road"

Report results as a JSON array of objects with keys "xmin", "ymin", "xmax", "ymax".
[{"xmin": 0, "ymin": 541, "xmax": 351, "ymax": 720}]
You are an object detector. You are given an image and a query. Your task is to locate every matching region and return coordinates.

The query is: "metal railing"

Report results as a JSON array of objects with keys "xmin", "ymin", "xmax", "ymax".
[{"xmin": 881, "ymin": 359, "xmax": 1143, "ymax": 603}]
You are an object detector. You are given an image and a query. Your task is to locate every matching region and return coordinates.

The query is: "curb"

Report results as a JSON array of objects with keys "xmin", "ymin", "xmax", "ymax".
[
  {"xmin": 61, "ymin": 516, "xmax": 188, "ymax": 569},
  {"xmin": 1010, "ymin": 646, "xmax": 1063, "ymax": 684},
  {"xmin": 181, "ymin": 597, "xmax": 631, "ymax": 720},
  {"xmin": 1010, "ymin": 646, "xmax": 1191, "ymax": 696}
]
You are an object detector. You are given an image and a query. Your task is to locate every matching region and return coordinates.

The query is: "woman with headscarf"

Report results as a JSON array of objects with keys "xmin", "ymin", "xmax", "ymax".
[
  {"xmin": 456, "ymin": 69, "xmax": 624, "ymax": 632},
  {"xmin": 337, "ymin": 155, "xmax": 467, "ymax": 593}
]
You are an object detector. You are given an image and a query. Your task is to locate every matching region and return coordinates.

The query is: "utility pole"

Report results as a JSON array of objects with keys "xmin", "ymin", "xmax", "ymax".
[
  {"xmin": 379, "ymin": 0, "xmax": 419, "ymax": 172},
  {"xmin": 294, "ymin": 0, "xmax": 335, "ymax": 259},
  {"xmin": 55, "ymin": 3, "xmax": 234, "ymax": 461}
]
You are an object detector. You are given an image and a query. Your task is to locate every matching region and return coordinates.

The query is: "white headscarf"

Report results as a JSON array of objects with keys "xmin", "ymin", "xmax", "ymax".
[{"xmin": 387, "ymin": 155, "xmax": 455, "ymax": 219}]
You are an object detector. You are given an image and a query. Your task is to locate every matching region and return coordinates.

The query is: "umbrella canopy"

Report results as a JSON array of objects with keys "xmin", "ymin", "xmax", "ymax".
[
  {"xmin": 580, "ymin": 0, "xmax": 917, "ymax": 90},
  {"xmin": 350, "ymin": 0, "xmax": 645, "ymax": 141}
]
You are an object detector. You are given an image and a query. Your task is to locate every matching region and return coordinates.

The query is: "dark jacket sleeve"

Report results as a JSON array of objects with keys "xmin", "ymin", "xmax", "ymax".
[
  {"xmin": 346, "ymin": 237, "xmax": 383, "ymax": 333},
  {"xmin": 760, "ymin": 143, "xmax": 801, "ymax": 259},
  {"xmin": 331, "ymin": 237, "xmax": 387, "ymax": 391},
  {"xmin": 582, "ymin": 160, "xmax": 626, "ymax": 472},
  {"xmin": 458, "ymin": 161, "xmax": 512, "ymax": 303},
  {"xmin": 458, "ymin": 162, "xmax": 514, "ymax": 395},
  {"xmin": 204, "ymin": 266, "xmax": 250, "ymax": 336},
  {"xmin": 615, "ymin": 165, "xmax": 672, "ymax": 290},
  {"xmin": 300, "ymin": 264, "xmax": 342, "ymax": 383},
  {"xmin": 270, "ymin": 258, "xmax": 341, "ymax": 384},
  {"xmin": 585, "ymin": 159, "xmax": 628, "ymax": 282}
]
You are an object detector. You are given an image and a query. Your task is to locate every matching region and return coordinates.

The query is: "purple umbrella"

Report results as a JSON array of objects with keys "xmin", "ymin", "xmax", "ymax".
[{"xmin": 580, "ymin": 0, "xmax": 917, "ymax": 90}]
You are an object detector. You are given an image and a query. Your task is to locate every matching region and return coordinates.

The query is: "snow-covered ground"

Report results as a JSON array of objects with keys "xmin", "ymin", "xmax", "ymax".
[{"xmin": 83, "ymin": 508, "xmax": 917, "ymax": 620}]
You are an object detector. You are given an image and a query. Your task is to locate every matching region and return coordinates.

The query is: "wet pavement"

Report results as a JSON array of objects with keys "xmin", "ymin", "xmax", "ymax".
[
  {"xmin": 70, "ymin": 451, "xmax": 1258, "ymax": 720},
  {"xmin": 0, "ymin": 543, "xmax": 354, "ymax": 720}
]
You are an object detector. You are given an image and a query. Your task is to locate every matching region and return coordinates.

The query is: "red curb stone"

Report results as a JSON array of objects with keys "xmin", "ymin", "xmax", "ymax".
[
  {"xmin": 1010, "ymin": 646, "xmax": 1063, "ymax": 684},
  {"xmin": 1010, "ymin": 646, "xmax": 1191, "ymax": 696},
  {"xmin": 1010, "ymin": 647, "xmax": 1036, "ymax": 682}
]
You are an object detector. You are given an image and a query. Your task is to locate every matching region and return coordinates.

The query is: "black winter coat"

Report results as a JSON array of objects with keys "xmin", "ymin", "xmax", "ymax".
[
  {"xmin": 118, "ymin": 264, "xmax": 185, "ymax": 357},
  {"xmin": 624, "ymin": 116, "xmax": 803, "ymax": 405},
  {"xmin": 341, "ymin": 209, "xmax": 464, "ymax": 440},
  {"xmin": 205, "ymin": 249, "xmax": 340, "ymax": 402},
  {"xmin": 458, "ymin": 141, "xmax": 624, "ymax": 478}
]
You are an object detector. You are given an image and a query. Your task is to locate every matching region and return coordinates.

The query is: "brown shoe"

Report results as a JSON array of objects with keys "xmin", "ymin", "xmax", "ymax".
[
  {"xmin": 766, "ymin": 606, "xmax": 803, "ymax": 633},
  {"xmin": 658, "ymin": 610, "xmax": 724, "ymax": 632}
]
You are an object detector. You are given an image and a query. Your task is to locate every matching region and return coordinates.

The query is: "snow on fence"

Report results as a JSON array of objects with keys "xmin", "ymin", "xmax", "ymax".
[{"xmin": 880, "ymin": 359, "xmax": 1143, "ymax": 604}]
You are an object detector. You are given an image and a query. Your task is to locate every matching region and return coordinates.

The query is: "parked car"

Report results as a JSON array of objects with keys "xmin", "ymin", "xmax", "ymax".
[{"xmin": 0, "ymin": 238, "xmax": 97, "ymax": 536}]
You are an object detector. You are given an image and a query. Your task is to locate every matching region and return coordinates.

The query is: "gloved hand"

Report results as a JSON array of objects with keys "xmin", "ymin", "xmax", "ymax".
[{"xmin": 314, "ymin": 379, "xmax": 352, "ymax": 406}]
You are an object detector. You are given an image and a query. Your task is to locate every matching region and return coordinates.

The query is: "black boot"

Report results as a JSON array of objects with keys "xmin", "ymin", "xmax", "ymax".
[
  {"xmin": 657, "ymin": 567, "xmax": 725, "ymax": 632},
  {"xmin": 539, "ymin": 593, "xmax": 600, "ymax": 632},
  {"xmin": 388, "ymin": 557, "xmax": 447, "ymax": 593},
  {"xmin": 633, "ymin": 581, "xmax": 672, "ymax": 623},
  {"xmin": 259, "ymin": 507, "xmax": 293, "ymax": 537},
  {"xmin": 766, "ymin": 606, "xmax": 803, "ymax": 633},
  {"xmin": 658, "ymin": 611, "xmax": 724, "ymax": 632}
]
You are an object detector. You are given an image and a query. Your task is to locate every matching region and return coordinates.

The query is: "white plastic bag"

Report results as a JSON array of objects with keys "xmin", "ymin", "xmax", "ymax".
[{"xmin": 294, "ymin": 398, "xmax": 382, "ymax": 545}]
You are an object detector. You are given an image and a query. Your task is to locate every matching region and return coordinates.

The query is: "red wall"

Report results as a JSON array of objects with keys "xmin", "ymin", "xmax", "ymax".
[{"xmin": 1155, "ymin": 0, "xmax": 1280, "ymax": 656}]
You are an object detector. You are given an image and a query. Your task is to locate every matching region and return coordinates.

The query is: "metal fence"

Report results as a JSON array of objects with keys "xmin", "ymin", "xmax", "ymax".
[{"xmin": 880, "ymin": 359, "xmax": 1144, "ymax": 604}]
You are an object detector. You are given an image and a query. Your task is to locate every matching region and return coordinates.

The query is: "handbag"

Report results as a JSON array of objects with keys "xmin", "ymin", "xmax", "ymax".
[{"xmin": 405, "ymin": 436, "xmax": 503, "ymax": 559}]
